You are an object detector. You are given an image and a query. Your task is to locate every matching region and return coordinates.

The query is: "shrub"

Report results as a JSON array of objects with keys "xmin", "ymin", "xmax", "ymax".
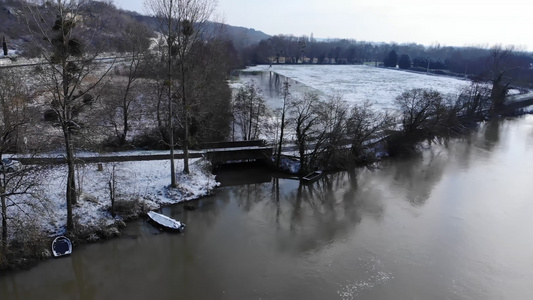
[{"xmin": 112, "ymin": 198, "xmax": 143, "ymax": 220}]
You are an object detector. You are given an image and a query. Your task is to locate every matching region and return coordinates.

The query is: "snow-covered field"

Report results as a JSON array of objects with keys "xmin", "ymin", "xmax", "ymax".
[
  {"xmin": 7, "ymin": 158, "xmax": 218, "ymax": 238},
  {"xmin": 245, "ymin": 65, "xmax": 471, "ymax": 110}
]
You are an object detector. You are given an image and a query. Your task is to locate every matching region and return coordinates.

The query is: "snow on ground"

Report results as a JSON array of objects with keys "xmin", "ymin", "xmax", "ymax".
[
  {"xmin": 0, "ymin": 64, "xmax": 476, "ymax": 241},
  {"xmin": 7, "ymin": 158, "xmax": 218, "ymax": 237},
  {"xmin": 245, "ymin": 65, "xmax": 471, "ymax": 110}
]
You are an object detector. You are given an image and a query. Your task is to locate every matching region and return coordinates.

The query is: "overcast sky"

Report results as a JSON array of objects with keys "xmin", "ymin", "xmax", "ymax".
[{"xmin": 114, "ymin": 0, "xmax": 532, "ymax": 50}]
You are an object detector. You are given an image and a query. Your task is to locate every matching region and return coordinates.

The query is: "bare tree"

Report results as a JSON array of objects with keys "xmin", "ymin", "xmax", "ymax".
[
  {"xmin": 347, "ymin": 100, "xmax": 393, "ymax": 160},
  {"xmin": 23, "ymin": 0, "xmax": 114, "ymax": 230},
  {"xmin": 456, "ymin": 82, "xmax": 492, "ymax": 120},
  {"xmin": 232, "ymin": 81, "xmax": 267, "ymax": 141},
  {"xmin": 395, "ymin": 88, "xmax": 446, "ymax": 135},
  {"xmin": 316, "ymin": 95, "xmax": 350, "ymax": 170},
  {"xmin": 289, "ymin": 92, "xmax": 321, "ymax": 174},
  {"xmin": 145, "ymin": 0, "xmax": 217, "ymax": 184},
  {"xmin": 103, "ymin": 22, "xmax": 152, "ymax": 146},
  {"xmin": 275, "ymin": 80, "xmax": 290, "ymax": 168},
  {"xmin": 0, "ymin": 68, "xmax": 37, "ymax": 253},
  {"xmin": 486, "ymin": 45, "xmax": 516, "ymax": 115}
]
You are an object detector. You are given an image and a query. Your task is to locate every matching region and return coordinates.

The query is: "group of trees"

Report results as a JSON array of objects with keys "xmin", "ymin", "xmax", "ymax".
[
  {"xmin": 387, "ymin": 78, "xmax": 507, "ymax": 155},
  {"xmin": 232, "ymin": 81, "xmax": 394, "ymax": 173},
  {"xmin": 1, "ymin": 0, "xmax": 233, "ymax": 261},
  {"xmin": 242, "ymin": 35, "xmax": 533, "ymax": 88},
  {"xmin": 232, "ymin": 65, "xmax": 512, "ymax": 173}
]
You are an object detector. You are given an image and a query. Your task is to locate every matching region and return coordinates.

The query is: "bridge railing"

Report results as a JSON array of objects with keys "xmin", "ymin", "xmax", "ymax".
[{"xmin": 200, "ymin": 140, "xmax": 266, "ymax": 149}]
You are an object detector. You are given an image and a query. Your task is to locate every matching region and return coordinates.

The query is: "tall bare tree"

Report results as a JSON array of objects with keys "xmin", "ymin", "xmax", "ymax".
[
  {"xmin": 232, "ymin": 81, "xmax": 267, "ymax": 141},
  {"xmin": 0, "ymin": 68, "xmax": 39, "ymax": 253},
  {"xmin": 395, "ymin": 88, "xmax": 446, "ymax": 135},
  {"xmin": 486, "ymin": 45, "xmax": 515, "ymax": 116},
  {"xmin": 347, "ymin": 100, "xmax": 393, "ymax": 160},
  {"xmin": 275, "ymin": 80, "xmax": 290, "ymax": 168},
  {"xmin": 145, "ymin": 0, "xmax": 217, "ymax": 185},
  {"xmin": 23, "ymin": 0, "xmax": 114, "ymax": 230},
  {"xmin": 456, "ymin": 82, "xmax": 492, "ymax": 120},
  {"xmin": 104, "ymin": 22, "xmax": 152, "ymax": 146},
  {"xmin": 316, "ymin": 95, "xmax": 350, "ymax": 169},
  {"xmin": 289, "ymin": 92, "xmax": 321, "ymax": 174}
]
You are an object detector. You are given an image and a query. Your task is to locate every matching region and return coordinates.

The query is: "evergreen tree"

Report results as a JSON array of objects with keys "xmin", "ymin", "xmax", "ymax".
[
  {"xmin": 384, "ymin": 50, "xmax": 398, "ymax": 67},
  {"xmin": 398, "ymin": 54, "xmax": 412, "ymax": 69},
  {"xmin": 2, "ymin": 36, "xmax": 7, "ymax": 56}
]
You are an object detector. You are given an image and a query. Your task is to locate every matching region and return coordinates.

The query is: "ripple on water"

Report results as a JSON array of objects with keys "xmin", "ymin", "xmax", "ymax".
[{"xmin": 337, "ymin": 258, "xmax": 392, "ymax": 300}]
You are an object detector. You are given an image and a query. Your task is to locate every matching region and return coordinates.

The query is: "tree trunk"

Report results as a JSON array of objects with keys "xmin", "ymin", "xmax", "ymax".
[
  {"xmin": 182, "ymin": 62, "xmax": 189, "ymax": 174},
  {"xmin": 1, "ymin": 192, "xmax": 7, "ymax": 252},
  {"xmin": 2, "ymin": 36, "xmax": 7, "ymax": 56},
  {"xmin": 167, "ymin": 4, "xmax": 176, "ymax": 188},
  {"xmin": 120, "ymin": 84, "xmax": 132, "ymax": 146},
  {"xmin": 276, "ymin": 110, "xmax": 285, "ymax": 168},
  {"xmin": 490, "ymin": 73, "xmax": 506, "ymax": 116},
  {"xmin": 276, "ymin": 81, "xmax": 290, "ymax": 168},
  {"xmin": 63, "ymin": 125, "xmax": 76, "ymax": 230},
  {"xmin": 297, "ymin": 128, "xmax": 307, "ymax": 174}
]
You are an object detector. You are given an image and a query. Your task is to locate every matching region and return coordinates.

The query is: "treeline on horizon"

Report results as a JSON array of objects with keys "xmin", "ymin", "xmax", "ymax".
[
  {"xmin": 239, "ymin": 35, "xmax": 533, "ymax": 89},
  {"xmin": 2, "ymin": 0, "xmax": 533, "ymax": 89}
]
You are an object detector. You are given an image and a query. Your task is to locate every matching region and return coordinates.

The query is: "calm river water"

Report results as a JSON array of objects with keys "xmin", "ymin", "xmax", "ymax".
[{"xmin": 1, "ymin": 116, "xmax": 533, "ymax": 300}]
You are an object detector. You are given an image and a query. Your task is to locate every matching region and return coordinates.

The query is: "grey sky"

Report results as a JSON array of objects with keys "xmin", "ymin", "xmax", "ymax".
[{"xmin": 114, "ymin": 0, "xmax": 533, "ymax": 50}]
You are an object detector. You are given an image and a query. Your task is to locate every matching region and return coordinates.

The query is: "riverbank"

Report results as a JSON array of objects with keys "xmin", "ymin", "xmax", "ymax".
[{"xmin": 0, "ymin": 157, "xmax": 218, "ymax": 271}]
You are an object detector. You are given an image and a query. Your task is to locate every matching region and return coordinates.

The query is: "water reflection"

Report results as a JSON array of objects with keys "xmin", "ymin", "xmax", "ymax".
[
  {"xmin": 384, "ymin": 148, "xmax": 447, "ymax": 207},
  {"xmin": 482, "ymin": 119, "xmax": 501, "ymax": 151},
  {"xmin": 2, "ymin": 116, "xmax": 533, "ymax": 300}
]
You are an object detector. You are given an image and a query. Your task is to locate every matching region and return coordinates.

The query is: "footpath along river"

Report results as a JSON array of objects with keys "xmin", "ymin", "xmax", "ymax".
[{"xmin": 1, "ymin": 116, "xmax": 533, "ymax": 300}]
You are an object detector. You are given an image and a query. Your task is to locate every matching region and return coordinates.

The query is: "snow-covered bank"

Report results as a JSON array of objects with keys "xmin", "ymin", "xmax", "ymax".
[{"xmin": 7, "ymin": 158, "xmax": 219, "ymax": 238}]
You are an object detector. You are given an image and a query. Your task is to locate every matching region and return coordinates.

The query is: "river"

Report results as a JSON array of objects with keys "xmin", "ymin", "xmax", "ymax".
[{"xmin": 1, "ymin": 116, "xmax": 533, "ymax": 299}]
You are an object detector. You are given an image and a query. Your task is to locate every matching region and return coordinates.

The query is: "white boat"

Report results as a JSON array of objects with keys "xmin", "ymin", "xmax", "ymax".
[
  {"xmin": 52, "ymin": 236, "xmax": 72, "ymax": 257},
  {"xmin": 147, "ymin": 211, "xmax": 186, "ymax": 232}
]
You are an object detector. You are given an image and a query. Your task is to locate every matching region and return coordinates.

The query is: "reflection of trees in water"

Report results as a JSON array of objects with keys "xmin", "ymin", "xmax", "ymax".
[
  {"xmin": 72, "ymin": 248, "xmax": 96, "ymax": 300},
  {"xmin": 443, "ymin": 119, "xmax": 504, "ymax": 174},
  {"xmin": 270, "ymin": 171, "xmax": 384, "ymax": 254},
  {"xmin": 453, "ymin": 134, "xmax": 475, "ymax": 170},
  {"xmin": 199, "ymin": 169, "xmax": 387, "ymax": 255},
  {"xmin": 232, "ymin": 183, "xmax": 273, "ymax": 212},
  {"xmin": 528, "ymin": 117, "xmax": 533, "ymax": 147},
  {"xmin": 482, "ymin": 119, "xmax": 501, "ymax": 151},
  {"xmin": 388, "ymin": 147, "xmax": 448, "ymax": 206}
]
